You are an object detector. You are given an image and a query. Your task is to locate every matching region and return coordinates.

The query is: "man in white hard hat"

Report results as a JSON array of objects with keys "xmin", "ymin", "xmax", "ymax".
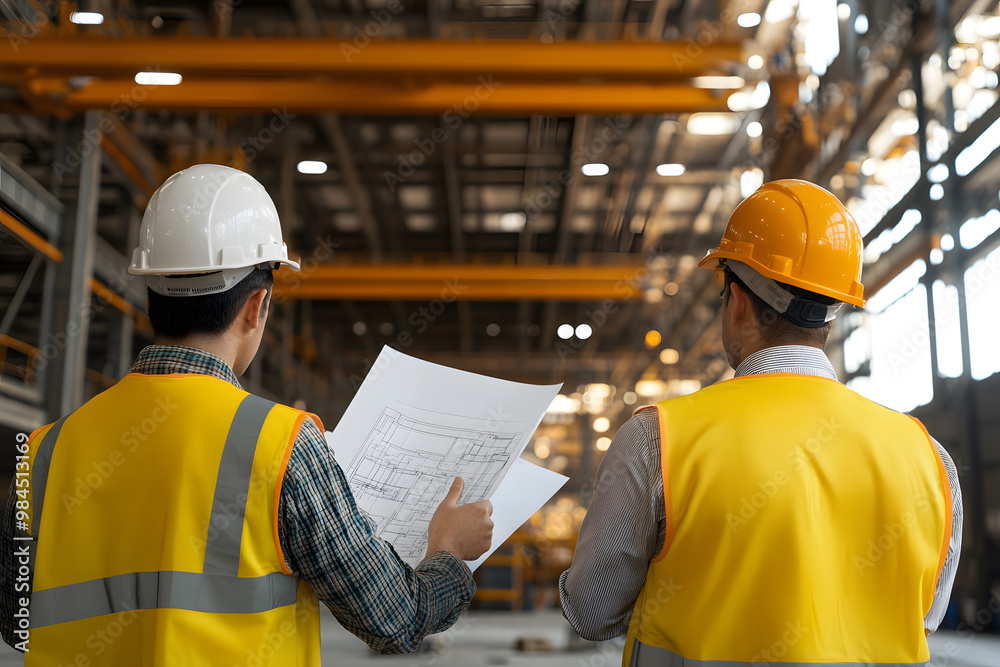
[{"xmin": 0, "ymin": 164, "xmax": 493, "ymax": 665}]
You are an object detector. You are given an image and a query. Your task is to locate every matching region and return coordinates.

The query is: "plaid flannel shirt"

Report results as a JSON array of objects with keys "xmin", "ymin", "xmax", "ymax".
[{"xmin": 1, "ymin": 344, "xmax": 475, "ymax": 654}]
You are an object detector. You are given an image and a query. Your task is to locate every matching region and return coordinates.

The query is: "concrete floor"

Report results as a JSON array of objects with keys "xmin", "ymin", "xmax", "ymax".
[{"xmin": 0, "ymin": 608, "xmax": 998, "ymax": 665}]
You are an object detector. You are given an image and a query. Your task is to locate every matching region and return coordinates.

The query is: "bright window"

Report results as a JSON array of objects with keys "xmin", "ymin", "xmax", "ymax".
[
  {"xmin": 932, "ymin": 280, "xmax": 964, "ymax": 378},
  {"xmin": 843, "ymin": 326, "xmax": 871, "ymax": 374},
  {"xmin": 965, "ymin": 243, "xmax": 1000, "ymax": 379},
  {"xmin": 959, "ymin": 209, "xmax": 1000, "ymax": 250},
  {"xmin": 849, "ymin": 261, "xmax": 933, "ymax": 412}
]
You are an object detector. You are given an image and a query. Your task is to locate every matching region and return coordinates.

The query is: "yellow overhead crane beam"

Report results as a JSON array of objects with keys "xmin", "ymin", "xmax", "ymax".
[
  {"xmin": 0, "ymin": 38, "xmax": 743, "ymax": 115},
  {"xmin": 25, "ymin": 79, "xmax": 733, "ymax": 115},
  {"xmin": 1, "ymin": 38, "xmax": 743, "ymax": 79},
  {"xmin": 272, "ymin": 263, "xmax": 646, "ymax": 301}
]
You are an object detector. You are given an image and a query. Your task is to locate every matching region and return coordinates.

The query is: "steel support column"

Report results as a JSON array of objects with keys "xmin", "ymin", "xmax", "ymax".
[{"xmin": 59, "ymin": 111, "xmax": 102, "ymax": 415}]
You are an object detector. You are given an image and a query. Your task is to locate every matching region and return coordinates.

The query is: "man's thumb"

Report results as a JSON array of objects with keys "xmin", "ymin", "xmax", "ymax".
[{"xmin": 443, "ymin": 477, "xmax": 464, "ymax": 506}]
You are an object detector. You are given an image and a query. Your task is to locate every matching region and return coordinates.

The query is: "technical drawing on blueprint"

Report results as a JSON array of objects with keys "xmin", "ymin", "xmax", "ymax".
[
  {"xmin": 326, "ymin": 346, "xmax": 562, "ymax": 567},
  {"xmin": 344, "ymin": 404, "xmax": 526, "ymax": 561}
]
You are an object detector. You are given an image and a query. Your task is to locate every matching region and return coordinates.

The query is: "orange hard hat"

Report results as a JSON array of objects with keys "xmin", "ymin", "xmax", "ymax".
[{"xmin": 699, "ymin": 179, "xmax": 865, "ymax": 307}]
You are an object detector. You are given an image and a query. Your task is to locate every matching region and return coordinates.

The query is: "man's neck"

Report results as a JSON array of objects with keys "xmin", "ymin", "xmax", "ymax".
[
  {"xmin": 735, "ymin": 340, "xmax": 825, "ymax": 368},
  {"xmin": 153, "ymin": 335, "xmax": 239, "ymax": 375}
]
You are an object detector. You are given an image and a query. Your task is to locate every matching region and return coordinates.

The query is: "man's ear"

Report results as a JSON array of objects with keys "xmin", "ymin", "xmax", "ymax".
[
  {"xmin": 727, "ymin": 281, "xmax": 750, "ymax": 326},
  {"xmin": 242, "ymin": 288, "xmax": 269, "ymax": 331}
]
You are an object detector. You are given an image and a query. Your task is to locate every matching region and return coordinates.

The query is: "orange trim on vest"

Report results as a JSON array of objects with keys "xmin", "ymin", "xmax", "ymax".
[
  {"xmin": 28, "ymin": 421, "xmax": 53, "ymax": 442},
  {"xmin": 651, "ymin": 404, "xmax": 673, "ymax": 563},
  {"xmin": 125, "ymin": 371, "xmax": 211, "ymax": 379},
  {"xmin": 909, "ymin": 414, "xmax": 953, "ymax": 598},
  {"xmin": 272, "ymin": 412, "xmax": 324, "ymax": 575}
]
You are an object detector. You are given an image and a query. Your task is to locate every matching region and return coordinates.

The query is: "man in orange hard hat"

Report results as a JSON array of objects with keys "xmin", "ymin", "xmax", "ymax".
[{"xmin": 560, "ymin": 179, "xmax": 962, "ymax": 666}]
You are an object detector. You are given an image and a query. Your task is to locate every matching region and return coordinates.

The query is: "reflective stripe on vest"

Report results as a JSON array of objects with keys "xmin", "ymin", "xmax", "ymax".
[
  {"xmin": 629, "ymin": 640, "xmax": 929, "ymax": 667},
  {"xmin": 30, "ymin": 393, "xmax": 297, "ymax": 626},
  {"xmin": 30, "ymin": 570, "xmax": 297, "ymax": 628},
  {"xmin": 26, "ymin": 415, "xmax": 68, "ymax": 570}
]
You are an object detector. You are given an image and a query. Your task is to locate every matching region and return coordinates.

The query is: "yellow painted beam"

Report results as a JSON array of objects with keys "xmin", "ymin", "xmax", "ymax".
[
  {"xmin": 0, "ymin": 208, "xmax": 63, "ymax": 262},
  {"xmin": 89, "ymin": 278, "xmax": 154, "ymax": 334},
  {"xmin": 98, "ymin": 134, "xmax": 157, "ymax": 203},
  {"xmin": 28, "ymin": 78, "xmax": 733, "ymax": 115},
  {"xmin": 1, "ymin": 38, "xmax": 743, "ymax": 80},
  {"xmin": 0, "ymin": 334, "xmax": 40, "ymax": 359},
  {"xmin": 276, "ymin": 284, "xmax": 641, "ymax": 300},
  {"xmin": 272, "ymin": 263, "xmax": 645, "ymax": 300},
  {"xmin": 290, "ymin": 264, "xmax": 647, "ymax": 281}
]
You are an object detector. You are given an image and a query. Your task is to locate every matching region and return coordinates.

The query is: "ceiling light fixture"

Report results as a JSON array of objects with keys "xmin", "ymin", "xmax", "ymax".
[
  {"xmin": 688, "ymin": 112, "xmax": 742, "ymax": 135},
  {"xmin": 581, "ymin": 163, "xmax": 610, "ymax": 176},
  {"xmin": 691, "ymin": 76, "xmax": 746, "ymax": 89},
  {"xmin": 70, "ymin": 11, "xmax": 104, "ymax": 24},
  {"xmin": 656, "ymin": 163, "xmax": 686, "ymax": 177},
  {"xmin": 135, "ymin": 72, "xmax": 182, "ymax": 86}
]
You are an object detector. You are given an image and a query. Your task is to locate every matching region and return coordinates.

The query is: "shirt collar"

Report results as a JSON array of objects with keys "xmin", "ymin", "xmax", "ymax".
[
  {"xmin": 129, "ymin": 345, "xmax": 243, "ymax": 389},
  {"xmin": 734, "ymin": 345, "xmax": 838, "ymax": 381}
]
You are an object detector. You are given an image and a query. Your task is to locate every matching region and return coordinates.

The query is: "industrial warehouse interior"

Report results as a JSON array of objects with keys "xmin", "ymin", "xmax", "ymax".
[{"xmin": 2, "ymin": 0, "xmax": 1000, "ymax": 665}]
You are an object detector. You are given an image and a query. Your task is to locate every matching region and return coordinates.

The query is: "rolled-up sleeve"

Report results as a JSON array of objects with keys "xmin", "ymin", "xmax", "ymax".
[
  {"xmin": 277, "ymin": 419, "xmax": 475, "ymax": 653},
  {"xmin": 559, "ymin": 410, "xmax": 664, "ymax": 641}
]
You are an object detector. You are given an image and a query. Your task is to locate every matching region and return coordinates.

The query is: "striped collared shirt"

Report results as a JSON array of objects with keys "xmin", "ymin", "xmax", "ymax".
[
  {"xmin": 559, "ymin": 345, "xmax": 962, "ymax": 641},
  {"xmin": 1, "ymin": 344, "xmax": 475, "ymax": 653}
]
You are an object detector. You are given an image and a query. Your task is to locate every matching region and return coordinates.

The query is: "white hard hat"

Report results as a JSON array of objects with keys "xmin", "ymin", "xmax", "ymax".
[{"xmin": 129, "ymin": 164, "xmax": 300, "ymax": 296}]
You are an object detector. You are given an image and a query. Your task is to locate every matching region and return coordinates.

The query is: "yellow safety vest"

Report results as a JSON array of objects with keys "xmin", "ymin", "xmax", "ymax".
[
  {"xmin": 623, "ymin": 373, "xmax": 951, "ymax": 667},
  {"xmin": 22, "ymin": 372, "xmax": 323, "ymax": 666}
]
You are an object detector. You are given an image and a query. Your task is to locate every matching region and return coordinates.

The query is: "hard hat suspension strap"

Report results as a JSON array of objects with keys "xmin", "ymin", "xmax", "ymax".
[
  {"xmin": 726, "ymin": 260, "xmax": 843, "ymax": 328},
  {"xmin": 147, "ymin": 265, "xmax": 258, "ymax": 297}
]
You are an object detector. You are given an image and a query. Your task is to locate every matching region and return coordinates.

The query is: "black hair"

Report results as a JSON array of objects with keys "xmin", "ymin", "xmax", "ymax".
[
  {"xmin": 723, "ymin": 268, "xmax": 833, "ymax": 347},
  {"xmin": 147, "ymin": 267, "xmax": 274, "ymax": 339}
]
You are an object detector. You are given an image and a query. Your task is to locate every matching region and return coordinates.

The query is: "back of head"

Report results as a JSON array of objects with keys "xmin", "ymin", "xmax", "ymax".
[
  {"xmin": 700, "ymin": 179, "xmax": 866, "ymax": 347},
  {"xmin": 129, "ymin": 164, "xmax": 300, "ymax": 339},
  {"xmin": 146, "ymin": 268, "xmax": 275, "ymax": 339}
]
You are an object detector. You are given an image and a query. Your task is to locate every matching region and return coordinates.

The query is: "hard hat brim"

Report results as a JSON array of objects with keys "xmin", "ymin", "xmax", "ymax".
[
  {"xmin": 129, "ymin": 257, "xmax": 300, "ymax": 276},
  {"xmin": 699, "ymin": 248, "xmax": 866, "ymax": 308}
]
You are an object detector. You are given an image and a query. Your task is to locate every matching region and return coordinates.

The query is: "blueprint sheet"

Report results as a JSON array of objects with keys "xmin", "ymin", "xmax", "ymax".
[
  {"xmin": 325, "ymin": 346, "xmax": 563, "ymax": 568},
  {"xmin": 465, "ymin": 458, "xmax": 567, "ymax": 571}
]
